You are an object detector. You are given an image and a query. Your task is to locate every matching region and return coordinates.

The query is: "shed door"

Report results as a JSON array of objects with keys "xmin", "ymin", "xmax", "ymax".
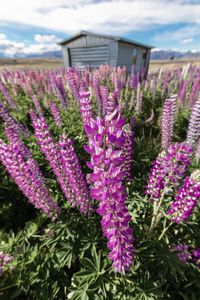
[{"xmin": 69, "ymin": 44, "xmax": 109, "ymax": 69}]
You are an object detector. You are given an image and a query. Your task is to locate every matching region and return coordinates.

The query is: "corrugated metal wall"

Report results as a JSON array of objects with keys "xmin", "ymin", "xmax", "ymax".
[
  {"xmin": 117, "ymin": 42, "xmax": 135, "ymax": 73},
  {"xmin": 62, "ymin": 35, "xmax": 118, "ymax": 69},
  {"xmin": 117, "ymin": 42, "xmax": 148, "ymax": 73},
  {"xmin": 69, "ymin": 44, "xmax": 109, "ymax": 69}
]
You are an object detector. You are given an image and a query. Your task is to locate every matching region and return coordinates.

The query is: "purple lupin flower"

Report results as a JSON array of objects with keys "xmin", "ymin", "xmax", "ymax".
[
  {"xmin": 161, "ymin": 74, "xmax": 169, "ymax": 97},
  {"xmin": 178, "ymin": 79, "xmax": 188, "ymax": 105},
  {"xmin": 79, "ymin": 90, "xmax": 93, "ymax": 126},
  {"xmin": 135, "ymin": 83, "xmax": 142, "ymax": 113},
  {"xmin": 32, "ymin": 95, "xmax": 43, "ymax": 116},
  {"xmin": 59, "ymin": 135, "xmax": 92, "ymax": 214},
  {"xmin": 105, "ymin": 90, "xmax": 119, "ymax": 116},
  {"xmin": 55, "ymin": 76, "xmax": 67, "ymax": 108},
  {"xmin": 79, "ymin": 79, "xmax": 87, "ymax": 93},
  {"xmin": 84, "ymin": 109, "xmax": 134, "ymax": 273},
  {"xmin": 0, "ymin": 80, "xmax": 17, "ymax": 109},
  {"xmin": 168, "ymin": 170, "xmax": 200, "ymax": 223},
  {"xmin": 4, "ymin": 125, "xmax": 30, "ymax": 158},
  {"xmin": 0, "ymin": 252, "xmax": 14, "ymax": 276},
  {"xmin": 161, "ymin": 95, "xmax": 177, "ymax": 149},
  {"xmin": 49, "ymin": 100, "xmax": 62, "ymax": 127},
  {"xmin": 100, "ymin": 86, "xmax": 109, "ymax": 117},
  {"xmin": 131, "ymin": 72, "xmax": 139, "ymax": 89},
  {"xmin": 0, "ymin": 101, "xmax": 29, "ymax": 137},
  {"xmin": 30, "ymin": 110, "xmax": 77, "ymax": 208},
  {"xmin": 0, "ymin": 137, "xmax": 60, "ymax": 220},
  {"xmin": 49, "ymin": 72, "xmax": 66, "ymax": 108},
  {"xmin": 195, "ymin": 138, "xmax": 200, "ymax": 162},
  {"xmin": 171, "ymin": 244, "xmax": 192, "ymax": 263},
  {"xmin": 192, "ymin": 248, "xmax": 200, "ymax": 267},
  {"xmin": 31, "ymin": 111, "xmax": 92, "ymax": 214},
  {"xmin": 93, "ymin": 71, "xmax": 102, "ymax": 115},
  {"xmin": 189, "ymin": 80, "xmax": 199, "ymax": 108},
  {"xmin": 187, "ymin": 98, "xmax": 200, "ymax": 147},
  {"xmin": 66, "ymin": 70, "xmax": 94, "ymax": 128},
  {"xmin": 146, "ymin": 143, "xmax": 192, "ymax": 201},
  {"xmin": 129, "ymin": 90, "xmax": 135, "ymax": 110},
  {"xmin": 121, "ymin": 124, "xmax": 134, "ymax": 181},
  {"xmin": 172, "ymin": 244, "xmax": 200, "ymax": 267},
  {"xmin": 66, "ymin": 69, "xmax": 80, "ymax": 101}
]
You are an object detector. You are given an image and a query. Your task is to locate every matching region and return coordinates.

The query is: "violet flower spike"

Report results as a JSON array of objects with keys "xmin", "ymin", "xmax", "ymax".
[
  {"xmin": 79, "ymin": 90, "xmax": 93, "ymax": 127},
  {"xmin": 195, "ymin": 138, "xmax": 200, "ymax": 162},
  {"xmin": 92, "ymin": 71, "xmax": 102, "ymax": 115},
  {"xmin": 0, "ymin": 80, "xmax": 17, "ymax": 109},
  {"xmin": 189, "ymin": 80, "xmax": 199, "ymax": 108},
  {"xmin": 146, "ymin": 142, "xmax": 192, "ymax": 201},
  {"xmin": 135, "ymin": 82, "xmax": 142, "ymax": 113},
  {"xmin": 49, "ymin": 72, "xmax": 67, "ymax": 108},
  {"xmin": 32, "ymin": 95, "xmax": 43, "ymax": 116},
  {"xmin": 0, "ymin": 252, "xmax": 14, "ymax": 276},
  {"xmin": 59, "ymin": 135, "xmax": 93, "ymax": 214},
  {"xmin": 121, "ymin": 124, "xmax": 134, "ymax": 181},
  {"xmin": 66, "ymin": 69, "xmax": 80, "ymax": 101},
  {"xmin": 30, "ymin": 110, "xmax": 77, "ymax": 208},
  {"xmin": 105, "ymin": 90, "xmax": 119, "ymax": 116},
  {"xmin": 192, "ymin": 248, "xmax": 200, "ymax": 268},
  {"xmin": 49, "ymin": 100, "xmax": 62, "ymax": 127},
  {"xmin": 0, "ymin": 101, "xmax": 29, "ymax": 137},
  {"xmin": 172, "ymin": 244, "xmax": 200, "ymax": 268},
  {"xmin": 171, "ymin": 244, "xmax": 192, "ymax": 263},
  {"xmin": 0, "ymin": 138, "xmax": 60, "ymax": 219},
  {"xmin": 168, "ymin": 170, "xmax": 200, "ymax": 223},
  {"xmin": 85, "ymin": 108, "xmax": 134, "ymax": 273},
  {"xmin": 100, "ymin": 86, "xmax": 109, "ymax": 117},
  {"xmin": 161, "ymin": 95, "xmax": 177, "ymax": 149},
  {"xmin": 187, "ymin": 98, "xmax": 200, "ymax": 147}
]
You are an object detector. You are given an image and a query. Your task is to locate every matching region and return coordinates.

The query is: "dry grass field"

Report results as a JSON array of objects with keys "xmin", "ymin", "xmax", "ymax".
[
  {"xmin": 1, "ymin": 57, "xmax": 200, "ymax": 71},
  {"xmin": 149, "ymin": 57, "xmax": 200, "ymax": 71},
  {"xmin": 0, "ymin": 58, "xmax": 63, "ymax": 70}
]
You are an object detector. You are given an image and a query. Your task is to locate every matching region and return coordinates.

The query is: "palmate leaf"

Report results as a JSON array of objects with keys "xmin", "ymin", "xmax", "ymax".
[
  {"xmin": 69, "ymin": 246, "xmax": 111, "ymax": 299},
  {"xmin": 80, "ymin": 258, "xmax": 97, "ymax": 272},
  {"xmin": 67, "ymin": 289, "xmax": 91, "ymax": 300}
]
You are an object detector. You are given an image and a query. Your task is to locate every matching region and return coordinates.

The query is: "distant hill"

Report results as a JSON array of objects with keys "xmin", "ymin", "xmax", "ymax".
[
  {"xmin": 24, "ymin": 51, "xmax": 62, "ymax": 59},
  {"xmin": 1, "ymin": 49, "xmax": 200, "ymax": 62},
  {"xmin": 0, "ymin": 51, "xmax": 62, "ymax": 59},
  {"xmin": 150, "ymin": 50, "xmax": 200, "ymax": 60}
]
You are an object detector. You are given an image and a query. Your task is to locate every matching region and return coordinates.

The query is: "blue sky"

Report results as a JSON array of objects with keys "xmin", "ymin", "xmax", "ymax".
[{"xmin": 0, "ymin": 0, "xmax": 200, "ymax": 57}]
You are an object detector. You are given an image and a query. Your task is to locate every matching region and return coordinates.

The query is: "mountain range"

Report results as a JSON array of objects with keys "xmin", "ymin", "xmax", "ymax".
[
  {"xmin": 1, "ymin": 50, "xmax": 200, "ymax": 61},
  {"xmin": 19, "ymin": 49, "xmax": 200, "ymax": 61},
  {"xmin": 150, "ymin": 50, "xmax": 200, "ymax": 60}
]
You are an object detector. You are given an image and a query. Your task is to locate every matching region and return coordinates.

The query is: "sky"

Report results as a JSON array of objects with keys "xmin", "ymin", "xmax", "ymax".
[{"xmin": 0, "ymin": 0, "xmax": 200, "ymax": 57}]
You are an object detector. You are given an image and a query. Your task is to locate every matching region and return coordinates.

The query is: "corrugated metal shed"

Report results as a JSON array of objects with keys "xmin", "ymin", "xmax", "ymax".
[{"xmin": 58, "ymin": 31, "xmax": 154, "ymax": 73}]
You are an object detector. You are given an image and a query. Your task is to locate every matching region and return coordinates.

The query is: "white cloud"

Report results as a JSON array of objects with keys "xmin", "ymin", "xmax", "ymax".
[
  {"xmin": 154, "ymin": 25, "xmax": 200, "ymax": 43},
  {"xmin": 180, "ymin": 38, "xmax": 194, "ymax": 44},
  {"xmin": 34, "ymin": 34, "xmax": 60, "ymax": 43},
  {"xmin": 0, "ymin": 33, "xmax": 25, "ymax": 56},
  {"xmin": 22, "ymin": 43, "xmax": 60, "ymax": 55},
  {"xmin": 0, "ymin": 33, "xmax": 7, "ymax": 40},
  {"xmin": 151, "ymin": 47, "xmax": 163, "ymax": 52},
  {"xmin": 0, "ymin": 33, "xmax": 59, "ymax": 57},
  {"xmin": 0, "ymin": 0, "xmax": 200, "ymax": 35}
]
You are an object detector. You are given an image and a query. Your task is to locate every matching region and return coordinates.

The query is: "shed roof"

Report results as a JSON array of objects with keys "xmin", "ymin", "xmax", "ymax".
[{"xmin": 58, "ymin": 30, "xmax": 154, "ymax": 49}]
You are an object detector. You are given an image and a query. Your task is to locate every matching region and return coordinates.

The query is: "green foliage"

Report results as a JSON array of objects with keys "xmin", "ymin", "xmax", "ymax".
[{"xmin": 0, "ymin": 74, "xmax": 200, "ymax": 300}]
